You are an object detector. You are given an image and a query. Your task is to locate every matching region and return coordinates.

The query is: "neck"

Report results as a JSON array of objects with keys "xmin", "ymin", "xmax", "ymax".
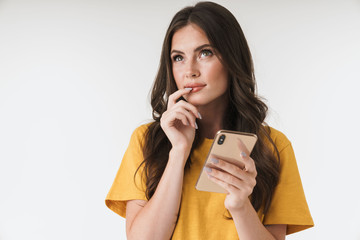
[{"xmin": 196, "ymin": 97, "xmax": 229, "ymax": 139}]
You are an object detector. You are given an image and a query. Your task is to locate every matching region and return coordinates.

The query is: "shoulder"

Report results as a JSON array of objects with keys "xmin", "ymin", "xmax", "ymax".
[
  {"xmin": 130, "ymin": 122, "xmax": 154, "ymax": 146},
  {"xmin": 266, "ymin": 126, "xmax": 292, "ymax": 152},
  {"xmin": 132, "ymin": 122, "xmax": 153, "ymax": 137}
]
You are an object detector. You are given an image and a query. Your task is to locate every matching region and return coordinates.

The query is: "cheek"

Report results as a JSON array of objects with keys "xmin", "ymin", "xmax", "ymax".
[
  {"xmin": 207, "ymin": 63, "xmax": 228, "ymax": 89},
  {"xmin": 172, "ymin": 66, "xmax": 182, "ymax": 88}
]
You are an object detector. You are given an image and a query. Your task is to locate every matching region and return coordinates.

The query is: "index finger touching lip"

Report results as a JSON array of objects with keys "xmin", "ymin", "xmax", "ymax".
[{"xmin": 168, "ymin": 88, "xmax": 192, "ymax": 106}]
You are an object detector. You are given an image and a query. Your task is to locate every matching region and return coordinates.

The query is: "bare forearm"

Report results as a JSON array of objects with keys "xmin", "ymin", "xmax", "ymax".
[
  {"xmin": 230, "ymin": 200, "xmax": 277, "ymax": 240},
  {"xmin": 127, "ymin": 149, "xmax": 187, "ymax": 240}
]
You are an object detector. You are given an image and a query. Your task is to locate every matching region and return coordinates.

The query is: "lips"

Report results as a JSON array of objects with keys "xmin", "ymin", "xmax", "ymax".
[{"xmin": 184, "ymin": 83, "xmax": 206, "ymax": 93}]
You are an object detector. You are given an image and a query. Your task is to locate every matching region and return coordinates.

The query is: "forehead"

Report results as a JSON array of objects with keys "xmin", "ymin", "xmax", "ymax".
[{"xmin": 171, "ymin": 24, "xmax": 210, "ymax": 51}]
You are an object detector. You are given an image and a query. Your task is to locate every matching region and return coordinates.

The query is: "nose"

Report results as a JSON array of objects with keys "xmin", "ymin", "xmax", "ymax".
[{"xmin": 185, "ymin": 60, "xmax": 200, "ymax": 79}]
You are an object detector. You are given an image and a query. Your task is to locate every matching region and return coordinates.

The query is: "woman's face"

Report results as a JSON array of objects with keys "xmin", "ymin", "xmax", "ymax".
[{"xmin": 171, "ymin": 24, "xmax": 228, "ymax": 108}]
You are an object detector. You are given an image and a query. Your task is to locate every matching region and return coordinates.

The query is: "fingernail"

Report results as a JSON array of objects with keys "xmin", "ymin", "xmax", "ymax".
[
  {"xmin": 195, "ymin": 122, "xmax": 198, "ymax": 129},
  {"xmin": 198, "ymin": 112, "xmax": 202, "ymax": 119},
  {"xmin": 211, "ymin": 158, "xmax": 219, "ymax": 164},
  {"xmin": 204, "ymin": 167, "xmax": 212, "ymax": 173},
  {"xmin": 185, "ymin": 88, "xmax": 192, "ymax": 91},
  {"xmin": 240, "ymin": 152, "xmax": 247, "ymax": 157}
]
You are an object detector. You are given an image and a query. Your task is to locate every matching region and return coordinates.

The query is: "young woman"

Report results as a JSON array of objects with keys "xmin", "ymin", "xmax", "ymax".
[{"xmin": 106, "ymin": 2, "xmax": 314, "ymax": 239}]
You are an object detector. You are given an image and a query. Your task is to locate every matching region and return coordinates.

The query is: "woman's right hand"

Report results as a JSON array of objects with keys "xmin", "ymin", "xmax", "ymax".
[{"xmin": 160, "ymin": 88, "xmax": 200, "ymax": 159}]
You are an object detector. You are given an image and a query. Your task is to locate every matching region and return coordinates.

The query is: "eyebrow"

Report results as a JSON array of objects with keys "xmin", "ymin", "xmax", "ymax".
[{"xmin": 170, "ymin": 44, "xmax": 212, "ymax": 55}]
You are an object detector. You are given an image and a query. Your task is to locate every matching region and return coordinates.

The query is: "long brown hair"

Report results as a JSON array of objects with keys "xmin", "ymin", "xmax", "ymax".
[{"xmin": 136, "ymin": 1, "xmax": 280, "ymax": 214}]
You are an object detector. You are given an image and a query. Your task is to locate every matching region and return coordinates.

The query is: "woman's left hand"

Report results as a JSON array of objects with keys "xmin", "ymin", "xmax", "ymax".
[{"xmin": 205, "ymin": 138, "xmax": 257, "ymax": 213}]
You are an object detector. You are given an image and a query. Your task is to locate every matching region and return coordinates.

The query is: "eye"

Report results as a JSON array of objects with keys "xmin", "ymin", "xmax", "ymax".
[
  {"xmin": 200, "ymin": 49, "xmax": 213, "ymax": 58},
  {"xmin": 172, "ymin": 55, "xmax": 183, "ymax": 62}
]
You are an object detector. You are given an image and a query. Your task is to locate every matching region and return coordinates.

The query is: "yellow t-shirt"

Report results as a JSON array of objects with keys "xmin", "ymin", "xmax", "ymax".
[{"xmin": 105, "ymin": 123, "xmax": 314, "ymax": 238}]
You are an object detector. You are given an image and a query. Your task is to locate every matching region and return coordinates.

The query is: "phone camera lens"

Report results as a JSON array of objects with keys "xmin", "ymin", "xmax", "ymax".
[{"xmin": 218, "ymin": 135, "xmax": 225, "ymax": 145}]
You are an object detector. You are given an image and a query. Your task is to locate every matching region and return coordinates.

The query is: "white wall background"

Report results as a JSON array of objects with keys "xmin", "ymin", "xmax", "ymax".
[{"xmin": 0, "ymin": 0, "xmax": 359, "ymax": 239}]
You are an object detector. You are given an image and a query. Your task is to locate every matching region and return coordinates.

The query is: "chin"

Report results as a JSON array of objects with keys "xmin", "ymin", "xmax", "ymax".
[
  {"xmin": 187, "ymin": 93, "xmax": 228, "ymax": 109},
  {"xmin": 186, "ymin": 97, "xmax": 209, "ymax": 107}
]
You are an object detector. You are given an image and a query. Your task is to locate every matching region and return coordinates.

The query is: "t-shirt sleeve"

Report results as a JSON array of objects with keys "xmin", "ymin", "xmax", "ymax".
[
  {"xmin": 263, "ymin": 132, "xmax": 314, "ymax": 235},
  {"xmin": 105, "ymin": 125, "xmax": 148, "ymax": 218}
]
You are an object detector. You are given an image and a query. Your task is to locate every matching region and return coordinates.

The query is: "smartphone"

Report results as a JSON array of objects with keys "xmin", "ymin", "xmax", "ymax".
[{"xmin": 195, "ymin": 130, "xmax": 258, "ymax": 194}]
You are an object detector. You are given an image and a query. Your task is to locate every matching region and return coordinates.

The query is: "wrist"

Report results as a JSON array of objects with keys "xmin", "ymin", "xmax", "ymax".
[
  {"xmin": 228, "ymin": 198, "xmax": 253, "ymax": 218},
  {"xmin": 169, "ymin": 147, "xmax": 189, "ymax": 167}
]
